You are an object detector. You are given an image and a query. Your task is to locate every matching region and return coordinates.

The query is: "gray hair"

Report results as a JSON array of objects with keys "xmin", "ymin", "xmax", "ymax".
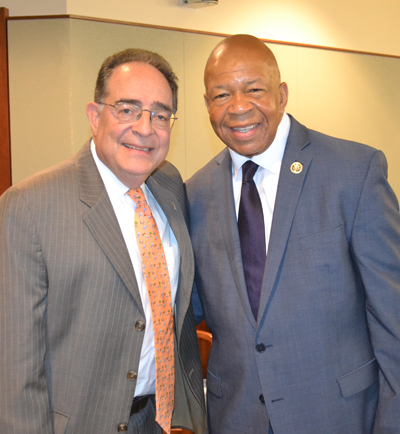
[{"xmin": 94, "ymin": 48, "xmax": 178, "ymax": 112}]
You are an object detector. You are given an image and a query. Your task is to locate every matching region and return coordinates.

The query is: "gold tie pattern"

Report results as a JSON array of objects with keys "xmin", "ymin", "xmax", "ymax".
[{"xmin": 127, "ymin": 188, "xmax": 175, "ymax": 434}]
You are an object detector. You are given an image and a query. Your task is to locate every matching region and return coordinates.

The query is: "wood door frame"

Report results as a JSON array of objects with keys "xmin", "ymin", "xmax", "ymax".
[{"xmin": 0, "ymin": 7, "xmax": 11, "ymax": 195}]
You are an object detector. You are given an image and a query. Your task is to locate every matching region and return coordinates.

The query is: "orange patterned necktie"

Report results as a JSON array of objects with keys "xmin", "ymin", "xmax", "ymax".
[{"xmin": 127, "ymin": 187, "xmax": 175, "ymax": 434}]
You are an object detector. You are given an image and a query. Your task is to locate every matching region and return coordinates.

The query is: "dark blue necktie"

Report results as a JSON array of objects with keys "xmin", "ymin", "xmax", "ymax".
[{"xmin": 238, "ymin": 160, "xmax": 266, "ymax": 319}]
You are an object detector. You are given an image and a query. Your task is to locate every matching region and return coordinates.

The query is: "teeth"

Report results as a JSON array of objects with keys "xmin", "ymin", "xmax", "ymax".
[
  {"xmin": 123, "ymin": 144, "xmax": 150, "ymax": 151},
  {"xmin": 232, "ymin": 124, "xmax": 257, "ymax": 133}
]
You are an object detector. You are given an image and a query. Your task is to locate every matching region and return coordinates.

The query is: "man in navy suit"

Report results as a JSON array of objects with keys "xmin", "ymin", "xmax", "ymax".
[{"xmin": 186, "ymin": 34, "xmax": 400, "ymax": 434}]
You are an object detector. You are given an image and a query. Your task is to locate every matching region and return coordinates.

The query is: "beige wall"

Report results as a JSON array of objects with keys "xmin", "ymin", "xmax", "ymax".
[
  {"xmin": 8, "ymin": 17, "xmax": 400, "ymax": 200},
  {"xmin": 66, "ymin": 0, "xmax": 400, "ymax": 57},
  {"xmin": 2, "ymin": 0, "xmax": 400, "ymax": 57},
  {"xmin": 2, "ymin": 0, "xmax": 66, "ymax": 16},
  {"xmin": 8, "ymin": 19, "xmax": 73, "ymax": 180}
]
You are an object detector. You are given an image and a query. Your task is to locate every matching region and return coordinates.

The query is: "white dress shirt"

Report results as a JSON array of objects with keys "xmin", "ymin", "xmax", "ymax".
[
  {"xmin": 91, "ymin": 140, "xmax": 180, "ymax": 396},
  {"xmin": 229, "ymin": 113, "xmax": 291, "ymax": 256}
]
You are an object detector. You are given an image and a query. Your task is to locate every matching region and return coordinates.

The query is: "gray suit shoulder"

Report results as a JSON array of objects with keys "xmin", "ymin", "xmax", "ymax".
[
  {"xmin": 152, "ymin": 159, "xmax": 182, "ymax": 182},
  {"xmin": 4, "ymin": 154, "xmax": 78, "ymax": 195},
  {"xmin": 150, "ymin": 160, "xmax": 186, "ymax": 212},
  {"xmin": 0, "ymin": 142, "xmax": 99, "ymax": 214}
]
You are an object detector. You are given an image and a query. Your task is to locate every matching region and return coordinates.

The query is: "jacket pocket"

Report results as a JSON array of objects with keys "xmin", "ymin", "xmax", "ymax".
[
  {"xmin": 337, "ymin": 358, "xmax": 378, "ymax": 398},
  {"xmin": 53, "ymin": 411, "xmax": 69, "ymax": 434},
  {"xmin": 298, "ymin": 224, "xmax": 345, "ymax": 251},
  {"xmin": 206, "ymin": 369, "xmax": 223, "ymax": 398}
]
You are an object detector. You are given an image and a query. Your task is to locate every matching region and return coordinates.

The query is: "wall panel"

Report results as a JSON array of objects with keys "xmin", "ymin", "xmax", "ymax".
[
  {"xmin": 7, "ymin": 17, "xmax": 400, "ymax": 199},
  {"xmin": 8, "ymin": 19, "xmax": 72, "ymax": 183}
]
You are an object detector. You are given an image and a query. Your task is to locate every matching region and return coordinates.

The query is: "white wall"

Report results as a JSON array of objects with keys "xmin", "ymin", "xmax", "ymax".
[{"xmin": 3, "ymin": 0, "xmax": 400, "ymax": 57}]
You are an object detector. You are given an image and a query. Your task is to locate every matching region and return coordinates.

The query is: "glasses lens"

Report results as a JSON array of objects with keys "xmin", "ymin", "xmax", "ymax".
[
  {"xmin": 111, "ymin": 103, "xmax": 176, "ymax": 129},
  {"xmin": 151, "ymin": 110, "xmax": 174, "ymax": 130},
  {"xmin": 115, "ymin": 103, "xmax": 140, "ymax": 123}
]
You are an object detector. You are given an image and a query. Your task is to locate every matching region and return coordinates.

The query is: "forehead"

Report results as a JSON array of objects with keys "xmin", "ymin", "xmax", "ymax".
[
  {"xmin": 206, "ymin": 46, "xmax": 275, "ymax": 81},
  {"xmin": 106, "ymin": 62, "xmax": 172, "ymax": 104},
  {"xmin": 205, "ymin": 61, "xmax": 272, "ymax": 90}
]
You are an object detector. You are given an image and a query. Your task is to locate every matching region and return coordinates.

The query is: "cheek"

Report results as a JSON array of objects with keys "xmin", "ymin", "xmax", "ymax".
[
  {"xmin": 209, "ymin": 116, "xmax": 227, "ymax": 140},
  {"xmin": 159, "ymin": 139, "xmax": 170, "ymax": 154},
  {"xmin": 96, "ymin": 125, "xmax": 117, "ymax": 144},
  {"xmin": 157, "ymin": 132, "xmax": 171, "ymax": 152},
  {"xmin": 209, "ymin": 107, "xmax": 224, "ymax": 125},
  {"xmin": 259, "ymin": 100, "xmax": 280, "ymax": 120}
]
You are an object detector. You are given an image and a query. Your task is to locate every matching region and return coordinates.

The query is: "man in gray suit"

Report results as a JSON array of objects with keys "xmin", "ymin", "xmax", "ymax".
[
  {"xmin": 0, "ymin": 48, "xmax": 206, "ymax": 434},
  {"xmin": 186, "ymin": 34, "xmax": 400, "ymax": 433}
]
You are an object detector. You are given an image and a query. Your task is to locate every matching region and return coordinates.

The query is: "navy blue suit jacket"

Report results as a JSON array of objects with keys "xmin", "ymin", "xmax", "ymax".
[{"xmin": 186, "ymin": 115, "xmax": 400, "ymax": 434}]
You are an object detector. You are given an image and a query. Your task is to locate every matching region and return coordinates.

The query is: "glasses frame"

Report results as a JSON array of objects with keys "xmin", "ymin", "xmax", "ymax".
[{"xmin": 98, "ymin": 101, "xmax": 177, "ymax": 130}]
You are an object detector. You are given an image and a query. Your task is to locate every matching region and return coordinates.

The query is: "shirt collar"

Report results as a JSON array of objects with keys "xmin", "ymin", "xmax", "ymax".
[
  {"xmin": 229, "ymin": 112, "xmax": 290, "ymax": 180},
  {"xmin": 90, "ymin": 139, "xmax": 147, "ymax": 200}
]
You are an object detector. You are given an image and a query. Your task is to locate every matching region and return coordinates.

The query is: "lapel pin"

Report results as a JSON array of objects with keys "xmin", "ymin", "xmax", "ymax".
[
  {"xmin": 290, "ymin": 162, "xmax": 303, "ymax": 174},
  {"xmin": 170, "ymin": 201, "xmax": 177, "ymax": 211}
]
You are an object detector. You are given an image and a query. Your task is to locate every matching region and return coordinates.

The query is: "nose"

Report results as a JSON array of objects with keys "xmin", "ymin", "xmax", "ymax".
[
  {"xmin": 228, "ymin": 92, "xmax": 253, "ymax": 115},
  {"xmin": 131, "ymin": 109, "xmax": 154, "ymax": 136}
]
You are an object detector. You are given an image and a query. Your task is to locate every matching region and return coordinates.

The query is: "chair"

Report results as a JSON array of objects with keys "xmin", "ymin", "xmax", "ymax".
[
  {"xmin": 196, "ymin": 320, "xmax": 210, "ymax": 332},
  {"xmin": 196, "ymin": 330, "xmax": 212, "ymax": 379},
  {"xmin": 170, "ymin": 430, "xmax": 194, "ymax": 434}
]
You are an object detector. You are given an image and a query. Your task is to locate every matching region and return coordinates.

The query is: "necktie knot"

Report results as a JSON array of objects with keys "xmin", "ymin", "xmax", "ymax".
[
  {"xmin": 127, "ymin": 188, "xmax": 151, "ymax": 216},
  {"xmin": 242, "ymin": 160, "xmax": 259, "ymax": 183}
]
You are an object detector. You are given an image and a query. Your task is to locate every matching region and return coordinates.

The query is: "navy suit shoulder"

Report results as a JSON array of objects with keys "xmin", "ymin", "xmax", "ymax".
[
  {"xmin": 289, "ymin": 114, "xmax": 379, "ymax": 161},
  {"xmin": 187, "ymin": 148, "xmax": 229, "ymax": 182}
]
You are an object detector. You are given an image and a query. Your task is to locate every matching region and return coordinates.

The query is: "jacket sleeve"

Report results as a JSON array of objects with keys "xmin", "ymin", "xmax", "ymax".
[
  {"xmin": 0, "ymin": 188, "xmax": 53, "ymax": 434},
  {"xmin": 350, "ymin": 150, "xmax": 400, "ymax": 433}
]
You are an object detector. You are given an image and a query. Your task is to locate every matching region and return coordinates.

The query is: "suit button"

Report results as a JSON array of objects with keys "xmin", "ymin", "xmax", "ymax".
[
  {"xmin": 259, "ymin": 394, "xmax": 265, "ymax": 404},
  {"xmin": 256, "ymin": 343, "xmax": 266, "ymax": 353},
  {"xmin": 117, "ymin": 423, "xmax": 128, "ymax": 432},
  {"xmin": 127, "ymin": 371, "xmax": 137, "ymax": 381},
  {"xmin": 135, "ymin": 321, "xmax": 145, "ymax": 331}
]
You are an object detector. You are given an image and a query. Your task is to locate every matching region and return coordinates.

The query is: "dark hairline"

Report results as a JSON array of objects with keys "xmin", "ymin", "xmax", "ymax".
[{"xmin": 94, "ymin": 48, "xmax": 178, "ymax": 113}]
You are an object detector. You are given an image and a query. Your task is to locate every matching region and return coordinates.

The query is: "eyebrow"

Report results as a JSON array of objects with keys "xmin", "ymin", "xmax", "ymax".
[
  {"xmin": 117, "ymin": 99, "xmax": 172, "ymax": 112},
  {"xmin": 117, "ymin": 98, "xmax": 141, "ymax": 106}
]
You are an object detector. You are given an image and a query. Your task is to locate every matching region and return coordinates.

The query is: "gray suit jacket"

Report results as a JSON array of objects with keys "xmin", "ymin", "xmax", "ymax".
[
  {"xmin": 186, "ymin": 115, "xmax": 400, "ymax": 434},
  {"xmin": 0, "ymin": 142, "xmax": 206, "ymax": 434}
]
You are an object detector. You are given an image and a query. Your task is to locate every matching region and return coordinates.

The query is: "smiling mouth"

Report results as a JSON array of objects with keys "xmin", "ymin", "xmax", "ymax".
[
  {"xmin": 122, "ymin": 143, "xmax": 151, "ymax": 152},
  {"xmin": 231, "ymin": 124, "xmax": 259, "ymax": 133}
]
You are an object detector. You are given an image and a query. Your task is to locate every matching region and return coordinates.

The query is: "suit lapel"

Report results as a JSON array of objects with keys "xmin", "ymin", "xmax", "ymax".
[
  {"xmin": 76, "ymin": 142, "xmax": 143, "ymax": 311},
  {"xmin": 257, "ymin": 117, "xmax": 313, "ymax": 324},
  {"xmin": 146, "ymin": 175, "xmax": 194, "ymax": 338},
  {"xmin": 213, "ymin": 149, "xmax": 257, "ymax": 328}
]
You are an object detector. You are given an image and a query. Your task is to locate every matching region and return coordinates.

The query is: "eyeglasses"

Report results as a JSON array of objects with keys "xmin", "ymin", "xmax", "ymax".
[{"xmin": 99, "ymin": 101, "xmax": 177, "ymax": 130}]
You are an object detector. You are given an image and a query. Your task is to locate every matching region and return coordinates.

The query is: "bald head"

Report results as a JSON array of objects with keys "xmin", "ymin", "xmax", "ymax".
[
  {"xmin": 205, "ymin": 34, "xmax": 281, "ymax": 86},
  {"xmin": 203, "ymin": 34, "xmax": 288, "ymax": 157}
]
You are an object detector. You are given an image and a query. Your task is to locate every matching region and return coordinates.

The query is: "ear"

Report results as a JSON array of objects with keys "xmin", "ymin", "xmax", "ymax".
[
  {"xmin": 278, "ymin": 82, "xmax": 289, "ymax": 113},
  {"xmin": 86, "ymin": 102, "xmax": 101, "ymax": 137},
  {"xmin": 204, "ymin": 93, "xmax": 211, "ymax": 114}
]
